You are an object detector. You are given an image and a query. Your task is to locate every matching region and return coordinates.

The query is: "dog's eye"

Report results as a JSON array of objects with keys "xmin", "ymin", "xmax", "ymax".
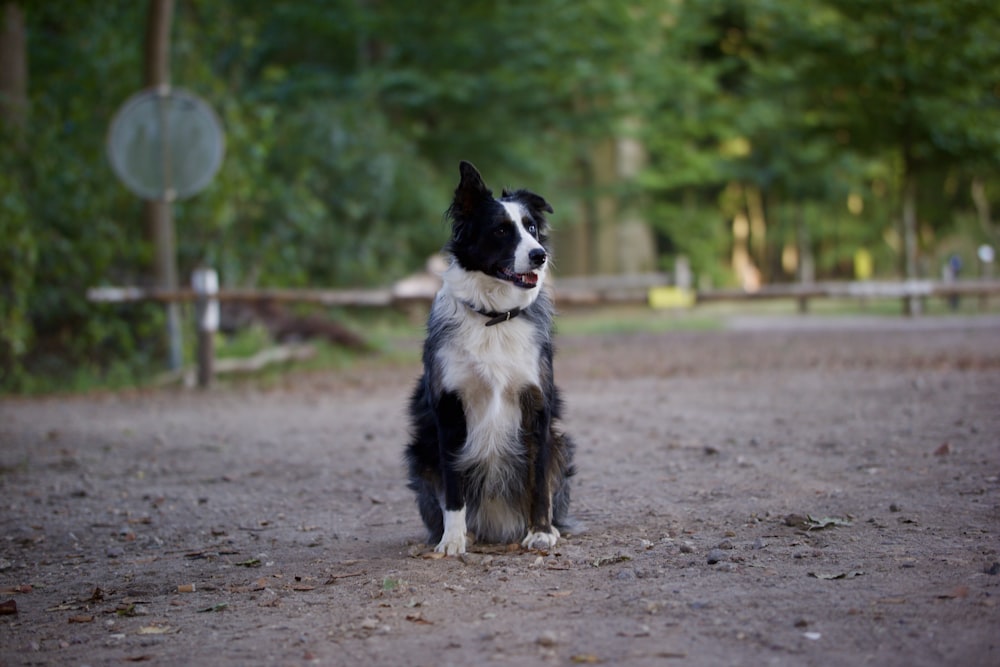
[
  {"xmin": 527, "ymin": 224, "xmax": 537, "ymax": 236},
  {"xmin": 494, "ymin": 224, "xmax": 510, "ymax": 237}
]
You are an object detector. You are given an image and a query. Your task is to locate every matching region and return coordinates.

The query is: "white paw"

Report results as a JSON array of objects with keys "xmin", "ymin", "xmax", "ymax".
[
  {"xmin": 436, "ymin": 508, "xmax": 468, "ymax": 555},
  {"xmin": 435, "ymin": 532, "xmax": 467, "ymax": 555},
  {"xmin": 521, "ymin": 526, "xmax": 560, "ymax": 551}
]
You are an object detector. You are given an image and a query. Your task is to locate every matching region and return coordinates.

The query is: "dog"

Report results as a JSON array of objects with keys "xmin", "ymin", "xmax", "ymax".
[{"xmin": 405, "ymin": 161, "xmax": 575, "ymax": 555}]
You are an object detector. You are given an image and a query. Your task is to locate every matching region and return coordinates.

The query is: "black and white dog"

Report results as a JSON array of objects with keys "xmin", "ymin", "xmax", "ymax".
[{"xmin": 406, "ymin": 161, "xmax": 575, "ymax": 555}]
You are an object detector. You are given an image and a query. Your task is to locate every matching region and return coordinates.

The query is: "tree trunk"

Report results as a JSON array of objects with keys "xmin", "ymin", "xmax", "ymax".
[
  {"xmin": 901, "ymin": 166, "xmax": 921, "ymax": 316},
  {"xmin": 971, "ymin": 178, "xmax": 996, "ymax": 243},
  {"xmin": 0, "ymin": 2, "xmax": 27, "ymax": 131},
  {"xmin": 796, "ymin": 201, "xmax": 814, "ymax": 313},
  {"xmin": 0, "ymin": 1, "xmax": 33, "ymax": 381},
  {"xmin": 592, "ymin": 137, "xmax": 619, "ymax": 274}
]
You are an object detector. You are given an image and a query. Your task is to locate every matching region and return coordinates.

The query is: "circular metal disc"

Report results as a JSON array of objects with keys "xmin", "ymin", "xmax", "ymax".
[{"xmin": 107, "ymin": 87, "xmax": 225, "ymax": 201}]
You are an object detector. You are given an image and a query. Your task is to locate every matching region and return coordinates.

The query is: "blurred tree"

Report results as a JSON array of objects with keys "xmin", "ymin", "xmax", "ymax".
[
  {"xmin": 639, "ymin": 0, "xmax": 766, "ymax": 285},
  {"xmin": 0, "ymin": 1, "xmax": 35, "ymax": 385},
  {"xmin": 170, "ymin": 1, "xmax": 446, "ymax": 288},
  {"xmin": 757, "ymin": 0, "xmax": 1000, "ymax": 310},
  {"xmin": 0, "ymin": 2, "xmax": 26, "ymax": 126},
  {"xmin": 7, "ymin": 1, "xmax": 162, "ymax": 391},
  {"xmin": 5, "ymin": 0, "xmax": 1000, "ymax": 391}
]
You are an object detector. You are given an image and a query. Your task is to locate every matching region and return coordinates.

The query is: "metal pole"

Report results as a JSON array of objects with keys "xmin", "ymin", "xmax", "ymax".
[
  {"xmin": 147, "ymin": 201, "xmax": 182, "ymax": 370},
  {"xmin": 144, "ymin": 0, "xmax": 182, "ymax": 370},
  {"xmin": 154, "ymin": 84, "xmax": 182, "ymax": 371}
]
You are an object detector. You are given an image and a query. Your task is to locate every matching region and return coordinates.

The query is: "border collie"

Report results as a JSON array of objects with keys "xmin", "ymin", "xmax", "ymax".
[{"xmin": 406, "ymin": 161, "xmax": 575, "ymax": 555}]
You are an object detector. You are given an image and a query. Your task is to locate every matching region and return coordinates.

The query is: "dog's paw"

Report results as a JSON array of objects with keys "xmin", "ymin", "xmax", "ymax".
[
  {"xmin": 521, "ymin": 526, "xmax": 560, "ymax": 551},
  {"xmin": 435, "ymin": 533, "xmax": 467, "ymax": 556},
  {"xmin": 435, "ymin": 508, "xmax": 468, "ymax": 556},
  {"xmin": 435, "ymin": 514, "xmax": 468, "ymax": 556}
]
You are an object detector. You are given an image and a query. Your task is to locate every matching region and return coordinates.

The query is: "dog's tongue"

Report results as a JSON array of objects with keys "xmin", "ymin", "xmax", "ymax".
[{"xmin": 519, "ymin": 272, "xmax": 538, "ymax": 286}]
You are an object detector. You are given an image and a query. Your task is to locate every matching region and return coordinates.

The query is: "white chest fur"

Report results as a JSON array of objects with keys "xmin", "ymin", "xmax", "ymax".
[{"xmin": 435, "ymin": 307, "xmax": 542, "ymax": 475}]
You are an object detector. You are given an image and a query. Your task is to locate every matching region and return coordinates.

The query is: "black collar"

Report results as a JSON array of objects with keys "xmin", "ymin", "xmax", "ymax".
[{"xmin": 465, "ymin": 302, "xmax": 523, "ymax": 327}]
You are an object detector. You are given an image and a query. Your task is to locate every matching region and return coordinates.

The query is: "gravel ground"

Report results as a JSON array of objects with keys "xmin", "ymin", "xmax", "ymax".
[{"xmin": 1, "ymin": 314, "xmax": 998, "ymax": 666}]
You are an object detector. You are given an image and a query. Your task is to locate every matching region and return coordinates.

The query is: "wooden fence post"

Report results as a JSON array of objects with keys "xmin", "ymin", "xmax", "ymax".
[{"xmin": 191, "ymin": 267, "xmax": 219, "ymax": 388}]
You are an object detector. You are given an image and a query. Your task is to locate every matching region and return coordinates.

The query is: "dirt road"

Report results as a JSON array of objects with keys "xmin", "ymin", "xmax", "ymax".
[{"xmin": 1, "ymin": 315, "xmax": 998, "ymax": 666}]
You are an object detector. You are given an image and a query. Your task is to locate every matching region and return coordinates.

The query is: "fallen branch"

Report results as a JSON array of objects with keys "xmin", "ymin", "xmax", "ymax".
[{"xmin": 153, "ymin": 344, "xmax": 317, "ymax": 387}]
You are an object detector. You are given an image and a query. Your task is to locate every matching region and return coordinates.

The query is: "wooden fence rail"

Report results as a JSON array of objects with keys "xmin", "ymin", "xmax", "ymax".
[
  {"xmin": 87, "ymin": 274, "xmax": 1000, "ymax": 387},
  {"xmin": 693, "ymin": 279, "xmax": 1000, "ymax": 303},
  {"xmin": 87, "ymin": 277, "xmax": 1000, "ymax": 309},
  {"xmin": 85, "ymin": 285, "xmax": 399, "ymax": 306}
]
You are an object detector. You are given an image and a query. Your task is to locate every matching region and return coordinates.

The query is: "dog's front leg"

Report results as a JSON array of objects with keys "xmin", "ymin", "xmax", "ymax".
[
  {"xmin": 435, "ymin": 391, "xmax": 468, "ymax": 555},
  {"xmin": 522, "ymin": 448, "xmax": 560, "ymax": 551},
  {"xmin": 521, "ymin": 389, "xmax": 560, "ymax": 551}
]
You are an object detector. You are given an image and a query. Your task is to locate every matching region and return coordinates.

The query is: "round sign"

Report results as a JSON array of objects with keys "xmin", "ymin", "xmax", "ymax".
[{"xmin": 107, "ymin": 87, "xmax": 224, "ymax": 201}]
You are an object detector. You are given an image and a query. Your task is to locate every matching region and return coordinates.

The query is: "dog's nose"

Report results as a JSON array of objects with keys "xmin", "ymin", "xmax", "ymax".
[{"xmin": 529, "ymin": 248, "xmax": 547, "ymax": 268}]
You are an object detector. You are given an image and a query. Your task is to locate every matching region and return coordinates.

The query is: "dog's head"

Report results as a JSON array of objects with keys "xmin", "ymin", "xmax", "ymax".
[{"xmin": 446, "ymin": 161, "xmax": 554, "ymax": 292}]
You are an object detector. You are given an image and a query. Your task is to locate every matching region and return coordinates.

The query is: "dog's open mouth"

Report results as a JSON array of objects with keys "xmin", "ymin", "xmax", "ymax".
[{"xmin": 495, "ymin": 266, "xmax": 539, "ymax": 289}]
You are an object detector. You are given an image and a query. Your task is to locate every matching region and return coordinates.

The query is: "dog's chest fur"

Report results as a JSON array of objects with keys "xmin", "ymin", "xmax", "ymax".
[{"xmin": 435, "ymin": 301, "xmax": 541, "ymax": 481}]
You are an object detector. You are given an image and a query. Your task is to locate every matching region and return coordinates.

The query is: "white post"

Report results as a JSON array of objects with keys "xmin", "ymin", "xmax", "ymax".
[{"xmin": 191, "ymin": 267, "xmax": 219, "ymax": 388}]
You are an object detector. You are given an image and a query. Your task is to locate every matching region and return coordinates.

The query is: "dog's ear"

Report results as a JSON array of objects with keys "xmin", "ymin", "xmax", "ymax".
[
  {"xmin": 522, "ymin": 190, "xmax": 554, "ymax": 216},
  {"xmin": 502, "ymin": 188, "xmax": 554, "ymax": 217},
  {"xmin": 451, "ymin": 161, "xmax": 493, "ymax": 218}
]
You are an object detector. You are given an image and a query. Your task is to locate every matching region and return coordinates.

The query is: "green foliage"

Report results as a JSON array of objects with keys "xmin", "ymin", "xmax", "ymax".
[
  {"xmin": 637, "ymin": 0, "xmax": 1000, "ymax": 284},
  {"xmin": 4, "ymin": 0, "xmax": 1000, "ymax": 392},
  {"xmin": 3, "ymin": 1, "xmax": 167, "ymax": 391},
  {"xmin": 178, "ymin": 99, "xmax": 443, "ymax": 288},
  {"xmin": 751, "ymin": 0, "xmax": 1000, "ymax": 167},
  {"xmin": 0, "ymin": 135, "xmax": 36, "ymax": 387}
]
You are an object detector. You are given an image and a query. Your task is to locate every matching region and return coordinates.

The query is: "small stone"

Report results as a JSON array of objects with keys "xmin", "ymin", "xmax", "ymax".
[
  {"xmin": 985, "ymin": 562, "xmax": 1000, "ymax": 576},
  {"xmin": 536, "ymin": 631, "xmax": 559, "ymax": 647},
  {"xmin": 752, "ymin": 538, "xmax": 767, "ymax": 550},
  {"xmin": 889, "ymin": 503, "xmax": 901, "ymax": 512},
  {"xmin": 106, "ymin": 547, "xmax": 124, "ymax": 559},
  {"xmin": 360, "ymin": 618, "xmax": 379, "ymax": 630},
  {"xmin": 715, "ymin": 539, "xmax": 734, "ymax": 550},
  {"xmin": 679, "ymin": 543, "xmax": 694, "ymax": 554},
  {"xmin": 706, "ymin": 549, "xmax": 727, "ymax": 565},
  {"xmin": 459, "ymin": 553, "xmax": 483, "ymax": 566}
]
